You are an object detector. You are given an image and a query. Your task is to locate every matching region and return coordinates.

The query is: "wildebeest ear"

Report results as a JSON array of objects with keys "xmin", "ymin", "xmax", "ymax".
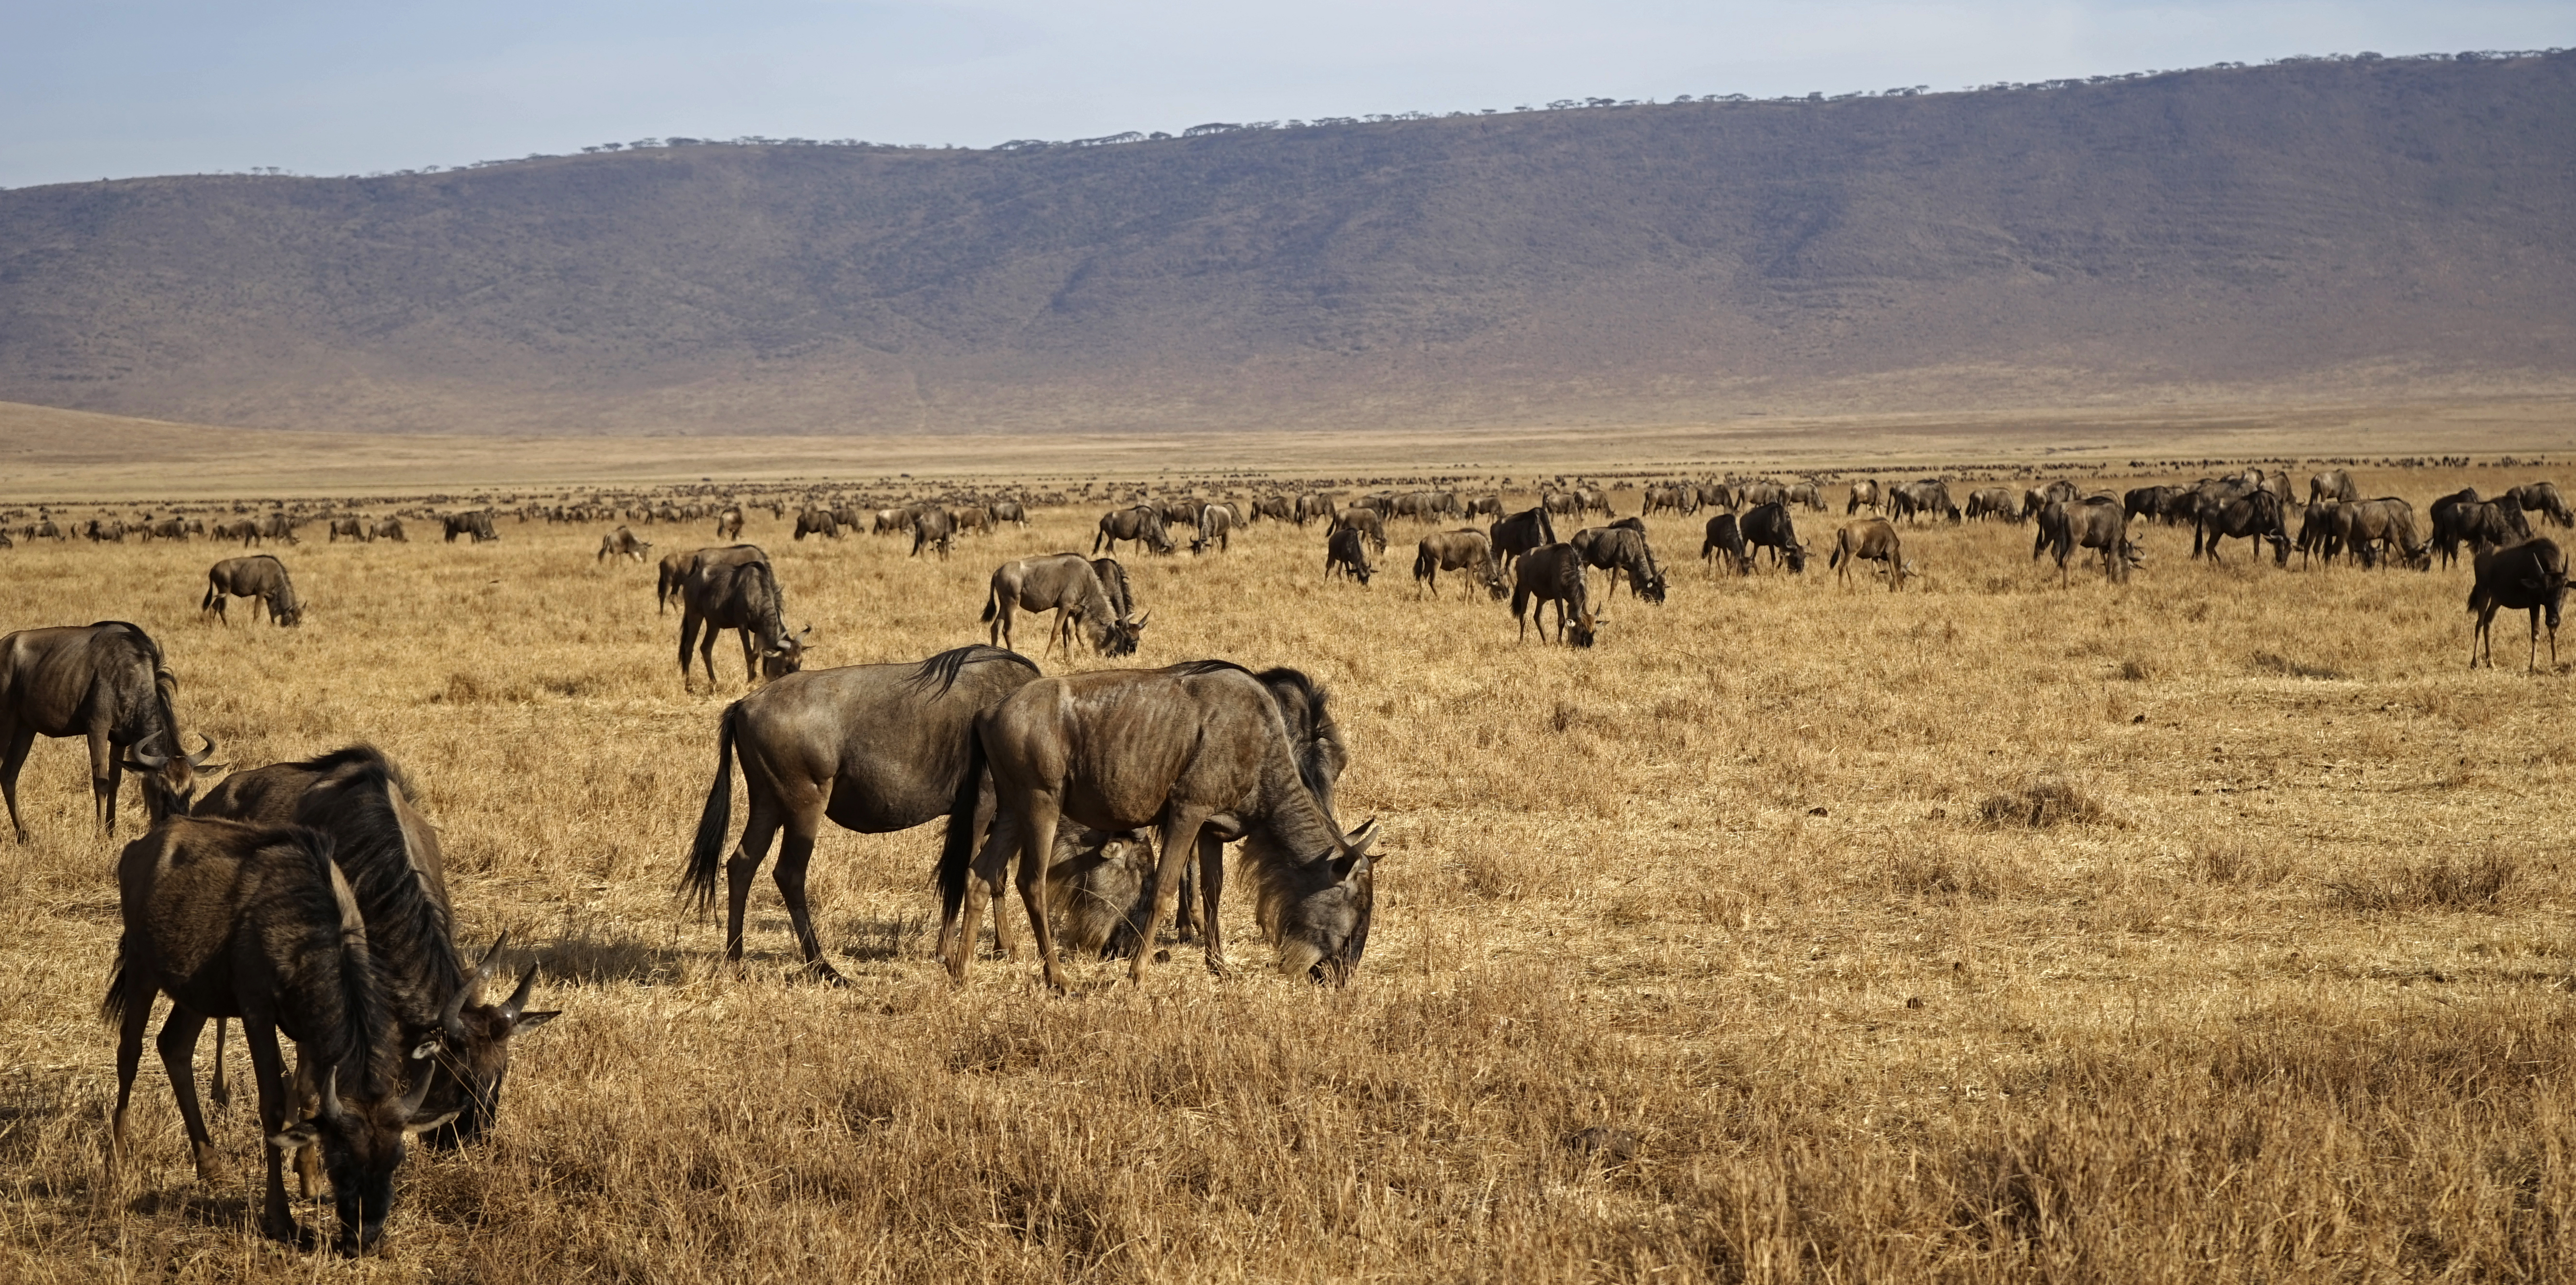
[
  {"xmin": 410, "ymin": 1038, "xmax": 443, "ymax": 1061},
  {"xmin": 266, "ymin": 1120, "xmax": 323, "ymax": 1152}
]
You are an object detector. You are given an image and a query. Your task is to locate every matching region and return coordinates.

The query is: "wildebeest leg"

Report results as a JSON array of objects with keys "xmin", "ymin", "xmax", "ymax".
[
  {"xmin": 240, "ymin": 1017, "xmax": 305, "ymax": 1244},
  {"xmin": 723, "ymin": 796, "xmax": 784, "ymax": 967},
  {"xmin": 1008, "ymin": 795, "xmax": 1074, "ymax": 991},
  {"xmin": 106, "ymin": 968, "xmax": 155, "ymax": 1183},
  {"xmin": 770, "ymin": 827, "xmax": 845, "ymax": 985},
  {"xmin": 2474, "ymin": 603, "xmax": 2498, "ymax": 668},
  {"xmin": 154, "ymin": 1006, "xmax": 224, "ymax": 1182},
  {"xmin": 736, "ymin": 627, "xmax": 757, "ymax": 687},
  {"xmin": 89, "ymin": 723, "xmax": 120, "ymax": 835},
  {"xmin": 1193, "ymin": 831, "xmax": 1227, "ymax": 976},
  {"xmin": 678, "ymin": 609, "xmax": 705, "ymax": 687},
  {"xmin": 208, "ymin": 1018, "xmax": 230, "ymax": 1110},
  {"xmin": 2529, "ymin": 608, "xmax": 2543, "ymax": 673},
  {"xmin": 1134, "ymin": 811, "xmax": 1211, "ymax": 984},
  {"xmin": 0, "ymin": 720, "xmax": 34, "ymax": 842},
  {"xmin": 946, "ymin": 810, "xmax": 1020, "ymax": 978}
]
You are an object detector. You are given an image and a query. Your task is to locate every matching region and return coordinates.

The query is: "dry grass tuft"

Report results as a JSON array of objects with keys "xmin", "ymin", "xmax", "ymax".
[
  {"xmin": 2251, "ymin": 649, "xmax": 2348, "ymax": 680},
  {"xmin": 1976, "ymin": 778, "xmax": 2111, "ymax": 829},
  {"xmin": 2326, "ymin": 852, "xmax": 2520, "ymax": 913}
]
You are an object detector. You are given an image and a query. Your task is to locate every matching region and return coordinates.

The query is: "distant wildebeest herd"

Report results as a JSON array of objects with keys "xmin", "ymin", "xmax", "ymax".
[{"xmin": 4, "ymin": 460, "xmax": 2567, "ymax": 1254}]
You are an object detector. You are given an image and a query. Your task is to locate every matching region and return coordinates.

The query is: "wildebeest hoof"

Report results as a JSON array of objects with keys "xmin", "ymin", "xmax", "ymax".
[
  {"xmin": 808, "ymin": 961, "xmax": 851, "ymax": 987},
  {"xmin": 261, "ymin": 1216, "xmax": 313, "ymax": 1248}
]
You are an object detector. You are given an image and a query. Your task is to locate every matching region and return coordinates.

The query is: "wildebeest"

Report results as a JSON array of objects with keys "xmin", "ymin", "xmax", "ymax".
[
  {"xmin": 1093, "ymin": 506, "xmax": 1176, "ymax": 556},
  {"xmin": 194, "ymin": 747, "xmax": 555, "ymax": 1152},
  {"xmin": 2434, "ymin": 493, "xmax": 2531, "ymax": 568},
  {"xmin": 1190, "ymin": 503, "xmax": 1237, "ymax": 554},
  {"xmin": 1965, "ymin": 488, "xmax": 2017, "ymax": 522},
  {"xmin": 1325, "ymin": 528, "xmax": 1374, "ymax": 585},
  {"xmin": 2036, "ymin": 498, "xmax": 2142, "ymax": 586},
  {"xmin": 1739, "ymin": 502, "xmax": 1808, "ymax": 572},
  {"xmin": 327, "ymin": 518, "xmax": 369, "ymax": 543},
  {"xmin": 1327, "ymin": 505, "xmax": 1387, "ymax": 555},
  {"xmin": 655, "ymin": 549, "xmax": 703, "ymax": 614},
  {"xmin": 677, "ymin": 550, "xmax": 808, "ymax": 688},
  {"xmin": 950, "ymin": 505, "xmax": 995, "ymax": 538},
  {"xmin": 596, "ymin": 526, "xmax": 652, "ymax": 563},
  {"xmin": 2194, "ymin": 490, "xmax": 2290, "ymax": 565},
  {"xmin": 1569, "ymin": 527, "xmax": 1666, "ymax": 603},
  {"xmin": 105, "ymin": 819, "xmax": 451, "ymax": 1250},
  {"xmin": 1786, "ymin": 481, "xmax": 1827, "ymax": 512},
  {"xmin": 372, "ymin": 518, "xmax": 406, "ymax": 542},
  {"xmin": 992, "ymin": 500, "xmax": 1029, "ymax": 527},
  {"xmin": 1294, "ymin": 493, "xmax": 1335, "ymax": 526},
  {"xmin": 439, "ymin": 512, "xmax": 495, "ymax": 544},
  {"xmin": 1642, "ymin": 484, "xmax": 1697, "ymax": 517},
  {"xmin": 1846, "ymin": 480, "xmax": 1881, "ymax": 515},
  {"xmin": 1828, "ymin": 520, "xmax": 1912, "ymax": 590},
  {"xmin": 686, "ymin": 647, "xmax": 1042, "ymax": 983},
  {"xmin": 250, "ymin": 513, "xmax": 301, "ymax": 546},
  {"xmin": 982, "ymin": 554, "xmax": 1144, "ymax": 658},
  {"xmin": 1091, "ymin": 557, "xmax": 1136, "ymax": 626},
  {"xmin": 1414, "ymin": 530, "xmax": 1505, "ymax": 599},
  {"xmin": 1511, "ymin": 544, "xmax": 1598, "ymax": 645},
  {"xmin": 2310, "ymin": 470, "xmax": 2359, "ymax": 507},
  {"xmin": 2126, "ymin": 486, "xmax": 2184, "ymax": 525},
  {"xmin": 201, "ymin": 556, "xmax": 304, "ymax": 627},
  {"xmin": 1250, "ymin": 496, "xmax": 1292, "ymax": 524},
  {"xmin": 2338, "ymin": 498, "xmax": 2430, "ymax": 570},
  {"xmin": 943, "ymin": 660, "xmax": 1380, "ymax": 989},
  {"xmin": 870, "ymin": 508, "xmax": 913, "ymax": 536},
  {"xmin": 1889, "ymin": 480, "xmax": 1960, "ymax": 524},
  {"xmin": 714, "ymin": 507, "xmax": 745, "ymax": 540},
  {"xmin": 2469, "ymin": 539, "xmax": 2569, "ymax": 671},
  {"xmin": 910, "ymin": 506, "xmax": 957, "ymax": 559},
  {"xmin": 1700, "ymin": 513, "xmax": 1750, "ymax": 574},
  {"xmin": 1488, "ymin": 506, "xmax": 1556, "ymax": 574},
  {"xmin": 793, "ymin": 509, "xmax": 840, "ymax": 541},
  {"xmin": 0, "ymin": 622, "xmax": 218, "ymax": 841},
  {"xmin": 2510, "ymin": 483, "xmax": 2573, "ymax": 528}
]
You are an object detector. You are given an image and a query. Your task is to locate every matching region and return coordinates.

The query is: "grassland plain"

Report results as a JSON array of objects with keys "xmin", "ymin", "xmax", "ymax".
[{"xmin": 0, "ymin": 466, "xmax": 2572, "ymax": 1283}]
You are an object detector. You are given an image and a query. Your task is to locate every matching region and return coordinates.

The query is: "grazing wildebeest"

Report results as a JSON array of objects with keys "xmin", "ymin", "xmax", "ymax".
[
  {"xmin": 1965, "ymin": 488, "xmax": 2016, "ymax": 522},
  {"xmin": 794, "ymin": 509, "xmax": 841, "ymax": 541},
  {"xmin": 1250, "ymin": 496, "xmax": 1292, "ymax": 524},
  {"xmin": 2194, "ymin": 490, "xmax": 2290, "ymax": 565},
  {"xmin": 1570, "ymin": 527, "xmax": 1666, "ymax": 603},
  {"xmin": 2469, "ymin": 539, "xmax": 2569, "ymax": 671},
  {"xmin": 105, "ymin": 819, "xmax": 451, "ymax": 1250},
  {"xmin": 1464, "ymin": 495, "xmax": 1503, "ymax": 518},
  {"xmin": 1294, "ymin": 493, "xmax": 1335, "ymax": 526},
  {"xmin": 250, "ymin": 513, "xmax": 301, "ymax": 546},
  {"xmin": 1512, "ymin": 544, "xmax": 1599, "ymax": 645},
  {"xmin": 439, "ymin": 512, "xmax": 495, "ymax": 544},
  {"xmin": 1828, "ymin": 520, "xmax": 1912, "ymax": 590},
  {"xmin": 1698, "ymin": 482, "xmax": 1738, "ymax": 511},
  {"xmin": 2310, "ymin": 470, "xmax": 2359, "ymax": 507},
  {"xmin": 714, "ymin": 507, "xmax": 745, "ymax": 540},
  {"xmin": 2511, "ymin": 483, "xmax": 2573, "ymax": 528},
  {"xmin": 372, "ymin": 518, "xmax": 406, "ymax": 542},
  {"xmin": 910, "ymin": 506, "xmax": 957, "ymax": 559},
  {"xmin": 1488, "ymin": 506, "xmax": 1555, "ymax": 574},
  {"xmin": 1890, "ymin": 480, "xmax": 1960, "ymax": 524},
  {"xmin": 1091, "ymin": 557, "xmax": 1136, "ymax": 626},
  {"xmin": 1739, "ymin": 502, "xmax": 1808, "ymax": 572},
  {"xmin": 943, "ymin": 660, "xmax": 1380, "ymax": 989},
  {"xmin": 201, "ymin": 556, "xmax": 304, "ymax": 627},
  {"xmin": 1700, "ymin": 513, "xmax": 1751, "ymax": 574},
  {"xmin": 2436, "ymin": 494, "xmax": 2531, "ymax": 567},
  {"xmin": 677, "ymin": 553, "xmax": 808, "ymax": 689},
  {"xmin": 870, "ymin": 508, "xmax": 913, "ymax": 536},
  {"xmin": 1642, "ymin": 484, "xmax": 1696, "ymax": 517},
  {"xmin": 1414, "ymin": 530, "xmax": 1505, "ymax": 599},
  {"xmin": 1786, "ymin": 481, "xmax": 1827, "ymax": 512},
  {"xmin": 0, "ymin": 622, "xmax": 218, "ymax": 841},
  {"xmin": 2037, "ymin": 498, "xmax": 2142, "ymax": 586},
  {"xmin": 1327, "ymin": 505, "xmax": 1387, "ymax": 555},
  {"xmin": 1190, "ymin": 503, "xmax": 1237, "ymax": 554},
  {"xmin": 2338, "ymin": 498, "xmax": 2429, "ymax": 570},
  {"xmin": 992, "ymin": 500, "xmax": 1029, "ymax": 527},
  {"xmin": 2297, "ymin": 501, "xmax": 2342, "ymax": 567},
  {"xmin": 2126, "ymin": 486, "xmax": 2182, "ymax": 525},
  {"xmin": 982, "ymin": 554, "xmax": 1145, "ymax": 658},
  {"xmin": 1846, "ymin": 480, "xmax": 1881, "ymax": 515},
  {"xmin": 1093, "ymin": 505, "xmax": 1176, "ymax": 556},
  {"xmin": 654, "ymin": 549, "xmax": 706, "ymax": 614},
  {"xmin": 327, "ymin": 518, "xmax": 368, "ymax": 543},
  {"xmin": 142, "ymin": 517, "xmax": 190, "ymax": 541},
  {"xmin": 950, "ymin": 505, "xmax": 995, "ymax": 538},
  {"xmin": 685, "ymin": 647, "xmax": 1041, "ymax": 983},
  {"xmin": 1325, "ymin": 528, "xmax": 1374, "ymax": 585},
  {"xmin": 195, "ymin": 747, "xmax": 555, "ymax": 1152},
  {"xmin": 596, "ymin": 526, "xmax": 651, "ymax": 563}
]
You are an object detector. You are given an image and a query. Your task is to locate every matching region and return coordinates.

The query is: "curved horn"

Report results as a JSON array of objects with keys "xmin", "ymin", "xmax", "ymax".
[
  {"xmin": 187, "ymin": 734, "xmax": 218, "ymax": 768},
  {"xmin": 320, "ymin": 1066, "xmax": 346, "ymax": 1122},
  {"xmin": 127, "ymin": 733, "xmax": 168, "ymax": 771},
  {"xmin": 497, "ymin": 966, "xmax": 540, "ymax": 1023},
  {"xmin": 399, "ymin": 1057, "xmax": 438, "ymax": 1115}
]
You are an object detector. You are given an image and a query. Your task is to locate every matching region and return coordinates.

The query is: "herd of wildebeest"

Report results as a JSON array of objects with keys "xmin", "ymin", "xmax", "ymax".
[{"xmin": 5, "ymin": 460, "xmax": 2567, "ymax": 1254}]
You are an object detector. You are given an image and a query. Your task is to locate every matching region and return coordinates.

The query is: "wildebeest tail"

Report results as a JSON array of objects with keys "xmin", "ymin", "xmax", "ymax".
[
  {"xmin": 936, "ymin": 727, "xmax": 988, "ymax": 929},
  {"xmin": 99, "ymin": 934, "xmax": 135, "ymax": 1024},
  {"xmin": 682, "ymin": 700, "xmax": 742, "ymax": 911},
  {"xmin": 980, "ymin": 584, "xmax": 998, "ymax": 624}
]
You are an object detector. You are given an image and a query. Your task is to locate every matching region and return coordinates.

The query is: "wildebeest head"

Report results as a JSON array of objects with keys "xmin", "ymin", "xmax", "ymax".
[
  {"xmin": 1266, "ymin": 818, "xmax": 1382, "ymax": 986},
  {"xmin": 123, "ymin": 734, "xmax": 224, "ymax": 823},
  {"xmin": 1101, "ymin": 611, "xmax": 1149, "ymax": 658},
  {"xmin": 759, "ymin": 626, "xmax": 812, "ymax": 680},
  {"xmin": 268, "ymin": 1060, "xmax": 454, "ymax": 1254},
  {"xmin": 416, "ymin": 934, "xmax": 558, "ymax": 1149},
  {"xmin": 1783, "ymin": 543, "xmax": 1809, "ymax": 574},
  {"xmin": 1638, "ymin": 570, "xmax": 1668, "ymax": 605},
  {"xmin": 1568, "ymin": 606, "xmax": 1601, "ymax": 647}
]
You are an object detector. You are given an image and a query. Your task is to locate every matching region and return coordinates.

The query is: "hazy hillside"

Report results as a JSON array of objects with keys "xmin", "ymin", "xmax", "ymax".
[{"xmin": 2, "ymin": 53, "xmax": 2571, "ymax": 434}]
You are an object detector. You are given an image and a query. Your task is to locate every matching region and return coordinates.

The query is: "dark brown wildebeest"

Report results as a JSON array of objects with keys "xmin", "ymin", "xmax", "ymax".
[
  {"xmin": 596, "ymin": 526, "xmax": 651, "ymax": 563},
  {"xmin": 106, "ymin": 819, "xmax": 451, "ymax": 1251},
  {"xmin": 2469, "ymin": 539, "xmax": 2569, "ymax": 671},
  {"xmin": 2194, "ymin": 490, "xmax": 2290, "ymax": 565},
  {"xmin": 1251, "ymin": 496, "xmax": 1292, "ymax": 524},
  {"xmin": 1294, "ymin": 493, "xmax": 1335, "ymax": 526},
  {"xmin": 1325, "ymin": 527, "xmax": 1374, "ymax": 585},
  {"xmin": 655, "ymin": 548, "xmax": 710, "ymax": 614},
  {"xmin": 2338, "ymin": 498, "xmax": 2429, "ymax": 570},
  {"xmin": 714, "ymin": 506, "xmax": 745, "ymax": 540},
  {"xmin": 202, "ymin": 556, "xmax": 305, "ymax": 627},
  {"xmin": 943, "ymin": 660, "xmax": 1380, "ymax": 989},
  {"xmin": 2310, "ymin": 470, "xmax": 2359, "ymax": 507},
  {"xmin": 1190, "ymin": 503, "xmax": 1237, "ymax": 553},
  {"xmin": 2036, "ymin": 498, "xmax": 2142, "ymax": 586},
  {"xmin": 2297, "ymin": 501, "xmax": 2341, "ymax": 567},
  {"xmin": 250, "ymin": 513, "xmax": 301, "ymax": 546},
  {"xmin": 1488, "ymin": 506, "xmax": 1555, "ymax": 573},
  {"xmin": 439, "ymin": 512, "xmax": 494, "ymax": 544},
  {"xmin": 2511, "ymin": 483, "xmax": 2573, "ymax": 528},
  {"xmin": 793, "ymin": 509, "xmax": 840, "ymax": 541},
  {"xmin": 1414, "ymin": 530, "xmax": 1505, "ymax": 599},
  {"xmin": 0, "ymin": 622, "xmax": 218, "ymax": 841},
  {"xmin": 870, "ymin": 508, "xmax": 912, "ymax": 536},
  {"xmin": 1739, "ymin": 502, "xmax": 1808, "ymax": 572},
  {"xmin": 327, "ymin": 518, "xmax": 369, "ymax": 543},
  {"xmin": 1570, "ymin": 526, "xmax": 1667, "ymax": 603},
  {"xmin": 1965, "ymin": 488, "xmax": 2016, "ymax": 522},
  {"xmin": 992, "ymin": 500, "xmax": 1029, "ymax": 527},
  {"xmin": 1094, "ymin": 505, "xmax": 1176, "ymax": 556},
  {"xmin": 677, "ymin": 554, "xmax": 808, "ymax": 689},
  {"xmin": 1698, "ymin": 482, "xmax": 1738, "ymax": 511},
  {"xmin": 2126, "ymin": 486, "xmax": 2182, "ymax": 525},
  {"xmin": 686, "ymin": 647, "xmax": 1041, "ymax": 983},
  {"xmin": 1641, "ymin": 484, "xmax": 1696, "ymax": 517},
  {"xmin": 1889, "ymin": 480, "xmax": 1960, "ymax": 524},
  {"xmin": 1828, "ymin": 520, "xmax": 1912, "ymax": 590},
  {"xmin": 1091, "ymin": 557, "xmax": 1136, "ymax": 625},
  {"xmin": 1512, "ymin": 544, "xmax": 1599, "ymax": 645},
  {"xmin": 982, "ymin": 554, "xmax": 1145, "ymax": 658},
  {"xmin": 910, "ymin": 506, "xmax": 957, "ymax": 559},
  {"xmin": 2435, "ymin": 494, "xmax": 2531, "ymax": 568},
  {"xmin": 1700, "ymin": 513, "xmax": 1750, "ymax": 574},
  {"xmin": 950, "ymin": 505, "xmax": 995, "ymax": 538},
  {"xmin": 1846, "ymin": 480, "xmax": 1881, "ymax": 515},
  {"xmin": 372, "ymin": 518, "xmax": 406, "ymax": 542},
  {"xmin": 194, "ymin": 747, "xmax": 554, "ymax": 1153},
  {"xmin": 1327, "ymin": 505, "xmax": 1387, "ymax": 555}
]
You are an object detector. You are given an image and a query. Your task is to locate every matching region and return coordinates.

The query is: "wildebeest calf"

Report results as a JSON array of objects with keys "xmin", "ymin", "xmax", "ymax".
[
  {"xmin": 1828, "ymin": 519, "xmax": 1911, "ymax": 590},
  {"xmin": 2469, "ymin": 538, "xmax": 2569, "ymax": 671}
]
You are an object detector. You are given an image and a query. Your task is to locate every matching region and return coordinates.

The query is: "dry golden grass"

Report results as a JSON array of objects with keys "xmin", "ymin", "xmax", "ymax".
[{"xmin": 2, "ymin": 462, "xmax": 2574, "ymax": 1282}]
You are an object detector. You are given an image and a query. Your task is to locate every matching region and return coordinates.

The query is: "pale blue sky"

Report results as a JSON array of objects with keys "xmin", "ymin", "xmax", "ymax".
[{"xmin": 5, "ymin": 0, "xmax": 2571, "ymax": 188}]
